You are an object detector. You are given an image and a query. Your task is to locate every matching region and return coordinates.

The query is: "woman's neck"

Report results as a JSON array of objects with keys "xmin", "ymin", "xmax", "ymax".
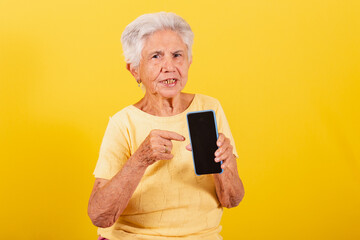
[{"xmin": 134, "ymin": 92, "xmax": 194, "ymax": 117}]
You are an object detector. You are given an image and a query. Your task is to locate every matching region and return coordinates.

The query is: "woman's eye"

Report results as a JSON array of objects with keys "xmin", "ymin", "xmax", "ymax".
[
  {"xmin": 152, "ymin": 54, "xmax": 159, "ymax": 59},
  {"xmin": 174, "ymin": 53, "xmax": 182, "ymax": 58}
]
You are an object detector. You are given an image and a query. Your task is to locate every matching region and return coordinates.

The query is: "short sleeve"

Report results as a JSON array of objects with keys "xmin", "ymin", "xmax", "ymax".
[
  {"xmin": 215, "ymin": 101, "xmax": 239, "ymax": 158},
  {"xmin": 93, "ymin": 116, "xmax": 131, "ymax": 179}
]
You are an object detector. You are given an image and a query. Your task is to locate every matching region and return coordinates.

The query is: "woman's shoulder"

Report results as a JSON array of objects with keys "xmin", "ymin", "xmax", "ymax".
[
  {"xmin": 107, "ymin": 105, "xmax": 138, "ymax": 127},
  {"xmin": 111, "ymin": 105, "xmax": 133, "ymax": 117},
  {"xmin": 193, "ymin": 93, "xmax": 221, "ymax": 109}
]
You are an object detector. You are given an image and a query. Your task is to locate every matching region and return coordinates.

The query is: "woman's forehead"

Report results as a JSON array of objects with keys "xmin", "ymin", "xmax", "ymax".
[{"xmin": 142, "ymin": 30, "xmax": 187, "ymax": 52}]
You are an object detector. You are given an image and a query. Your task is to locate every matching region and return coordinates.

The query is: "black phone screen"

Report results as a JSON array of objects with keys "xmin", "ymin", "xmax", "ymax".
[{"xmin": 187, "ymin": 110, "xmax": 222, "ymax": 175}]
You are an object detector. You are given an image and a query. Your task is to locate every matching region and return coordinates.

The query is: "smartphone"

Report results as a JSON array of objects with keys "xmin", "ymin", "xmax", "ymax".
[{"xmin": 187, "ymin": 110, "xmax": 223, "ymax": 175}]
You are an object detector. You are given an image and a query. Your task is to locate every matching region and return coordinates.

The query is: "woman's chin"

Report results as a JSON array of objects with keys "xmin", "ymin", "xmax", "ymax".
[{"xmin": 158, "ymin": 88, "xmax": 182, "ymax": 99}]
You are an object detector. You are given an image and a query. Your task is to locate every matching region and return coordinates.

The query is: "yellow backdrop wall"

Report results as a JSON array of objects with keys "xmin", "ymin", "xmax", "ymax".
[{"xmin": 1, "ymin": 0, "xmax": 359, "ymax": 239}]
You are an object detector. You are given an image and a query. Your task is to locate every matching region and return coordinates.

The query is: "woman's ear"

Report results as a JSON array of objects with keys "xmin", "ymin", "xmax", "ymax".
[{"xmin": 126, "ymin": 63, "xmax": 139, "ymax": 80}]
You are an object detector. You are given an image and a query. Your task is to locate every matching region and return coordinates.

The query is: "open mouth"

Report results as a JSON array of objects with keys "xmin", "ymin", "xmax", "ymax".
[{"xmin": 160, "ymin": 78, "xmax": 178, "ymax": 87}]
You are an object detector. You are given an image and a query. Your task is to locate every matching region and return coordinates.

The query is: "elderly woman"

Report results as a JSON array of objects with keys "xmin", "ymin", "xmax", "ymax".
[{"xmin": 88, "ymin": 12, "xmax": 244, "ymax": 240}]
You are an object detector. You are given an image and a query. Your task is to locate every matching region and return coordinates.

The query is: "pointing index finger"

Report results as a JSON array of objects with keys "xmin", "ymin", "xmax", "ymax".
[{"xmin": 158, "ymin": 130, "xmax": 185, "ymax": 141}]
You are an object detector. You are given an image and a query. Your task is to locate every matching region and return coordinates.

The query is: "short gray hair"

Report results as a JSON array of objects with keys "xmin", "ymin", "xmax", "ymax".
[{"xmin": 121, "ymin": 12, "xmax": 194, "ymax": 67}]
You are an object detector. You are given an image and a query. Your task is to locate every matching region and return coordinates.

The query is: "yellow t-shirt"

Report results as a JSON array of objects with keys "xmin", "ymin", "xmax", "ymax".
[{"xmin": 93, "ymin": 94, "xmax": 238, "ymax": 240}]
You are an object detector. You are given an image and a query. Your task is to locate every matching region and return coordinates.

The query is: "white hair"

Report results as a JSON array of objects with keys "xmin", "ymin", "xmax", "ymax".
[{"xmin": 121, "ymin": 12, "xmax": 194, "ymax": 67}]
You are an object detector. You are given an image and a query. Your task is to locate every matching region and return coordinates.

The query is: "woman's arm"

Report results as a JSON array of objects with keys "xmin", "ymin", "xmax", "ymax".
[
  {"xmin": 185, "ymin": 133, "xmax": 244, "ymax": 208},
  {"xmin": 212, "ymin": 133, "xmax": 245, "ymax": 208},
  {"xmin": 87, "ymin": 130, "xmax": 185, "ymax": 228},
  {"xmin": 88, "ymin": 155, "xmax": 147, "ymax": 228}
]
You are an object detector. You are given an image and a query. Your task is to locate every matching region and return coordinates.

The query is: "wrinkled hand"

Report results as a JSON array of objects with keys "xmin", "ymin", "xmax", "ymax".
[
  {"xmin": 134, "ymin": 129, "xmax": 185, "ymax": 167},
  {"xmin": 186, "ymin": 133, "xmax": 235, "ymax": 169}
]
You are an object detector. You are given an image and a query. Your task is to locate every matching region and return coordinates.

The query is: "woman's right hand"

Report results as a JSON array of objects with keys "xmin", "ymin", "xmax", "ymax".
[
  {"xmin": 88, "ymin": 130, "xmax": 185, "ymax": 228},
  {"xmin": 133, "ymin": 129, "xmax": 185, "ymax": 167}
]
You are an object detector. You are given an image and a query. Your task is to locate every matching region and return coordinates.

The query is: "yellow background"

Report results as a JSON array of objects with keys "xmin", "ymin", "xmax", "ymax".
[{"xmin": 1, "ymin": 0, "xmax": 359, "ymax": 239}]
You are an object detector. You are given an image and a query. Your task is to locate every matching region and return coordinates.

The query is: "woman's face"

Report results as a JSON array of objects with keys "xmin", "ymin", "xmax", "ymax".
[{"xmin": 131, "ymin": 30, "xmax": 191, "ymax": 99}]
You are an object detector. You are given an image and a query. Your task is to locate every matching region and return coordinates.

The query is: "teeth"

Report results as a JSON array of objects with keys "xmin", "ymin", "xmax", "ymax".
[{"xmin": 164, "ymin": 79, "xmax": 176, "ymax": 84}]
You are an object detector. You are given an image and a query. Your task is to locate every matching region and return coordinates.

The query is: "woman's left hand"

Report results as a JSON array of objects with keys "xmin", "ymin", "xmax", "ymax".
[
  {"xmin": 214, "ymin": 133, "xmax": 234, "ymax": 169},
  {"xmin": 186, "ymin": 132, "xmax": 244, "ymax": 207},
  {"xmin": 186, "ymin": 133, "xmax": 235, "ymax": 169}
]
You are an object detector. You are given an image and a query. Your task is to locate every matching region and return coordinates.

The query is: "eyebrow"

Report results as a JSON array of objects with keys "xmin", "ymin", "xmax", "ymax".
[
  {"xmin": 147, "ymin": 50, "xmax": 184, "ymax": 57},
  {"xmin": 172, "ymin": 50, "xmax": 184, "ymax": 54},
  {"xmin": 148, "ymin": 51, "xmax": 163, "ymax": 57}
]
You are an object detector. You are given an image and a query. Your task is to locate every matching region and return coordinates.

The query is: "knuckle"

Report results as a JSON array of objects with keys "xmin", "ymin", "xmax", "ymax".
[
  {"xmin": 150, "ymin": 129, "xmax": 158, "ymax": 136},
  {"xmin": 149, "ymin": 137, "xmax": 156, "ymax": 145}
]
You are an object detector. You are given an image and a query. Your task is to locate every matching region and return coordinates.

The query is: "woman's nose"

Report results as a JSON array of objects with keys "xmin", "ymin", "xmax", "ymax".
[{"xmin": 162, "ymin": 57, "xmax": 175, "ymax": 72}]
